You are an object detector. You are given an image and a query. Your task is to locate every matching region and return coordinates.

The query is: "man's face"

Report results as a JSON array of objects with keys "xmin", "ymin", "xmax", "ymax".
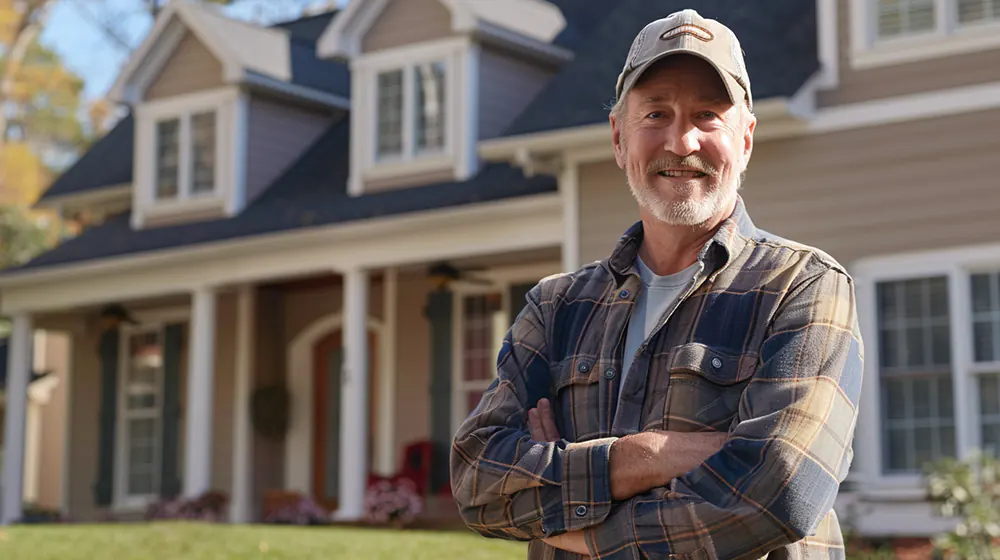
[{"xmin": 611, "ymin": 55, "xmax": 755, "ymax": 227}]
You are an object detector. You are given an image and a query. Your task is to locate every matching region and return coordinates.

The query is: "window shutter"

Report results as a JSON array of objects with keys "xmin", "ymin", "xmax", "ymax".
[
  {"xmin": 508, "ymin": 282, "xmax": 536, "ymax": 328},
  {"xmin": 160, "ymin": 323, "xmax": 184, "ymax": 498},
  {"xmin": 94, "ymin": 328, "xmax": 119, "ymax": 507},
  {"xmin": 425, "ymin": 289, "xmax": 453, "ymax": 496}
]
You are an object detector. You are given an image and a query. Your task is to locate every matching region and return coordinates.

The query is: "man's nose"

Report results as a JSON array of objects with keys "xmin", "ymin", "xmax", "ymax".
[{"xmin": 663, "ymin": 124, "xmax": 700, "ymax": 157}]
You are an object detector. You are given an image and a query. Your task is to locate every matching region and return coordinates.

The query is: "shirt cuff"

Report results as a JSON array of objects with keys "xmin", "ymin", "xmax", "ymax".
[
  {"xmin": 585, "ymin": 499, "xmax": 640, "ymax": 559},
  {"xmin": 556, "ymin": 436, "xmax": 616, "ymax": 534}
]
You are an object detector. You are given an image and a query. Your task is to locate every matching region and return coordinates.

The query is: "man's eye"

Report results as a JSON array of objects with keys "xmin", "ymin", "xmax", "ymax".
[
  {"xmin": 697, "ymin": 111, "xmax": 720, "ymax": 119},
  {"xmin": 646, "ymin": 112, "xmax": 663, "ymax": 119}
]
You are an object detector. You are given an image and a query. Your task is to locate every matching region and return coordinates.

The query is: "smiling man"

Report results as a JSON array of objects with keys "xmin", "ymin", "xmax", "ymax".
[{"xmin": 451, "ymin": 9, "xmax": 863, "ymax": 559}]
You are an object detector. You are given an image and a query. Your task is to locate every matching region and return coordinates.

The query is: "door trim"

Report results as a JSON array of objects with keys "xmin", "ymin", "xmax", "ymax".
[{"xmin": 285, "ymin": 313, "xmax": 384, "ymax": 497}]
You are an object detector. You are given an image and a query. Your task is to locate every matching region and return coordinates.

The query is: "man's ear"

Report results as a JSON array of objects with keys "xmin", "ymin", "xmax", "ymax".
[
  {"xmin": 611, "ymin": 113, "xmax": 626, "ymax": 169},
  {"xmin": 743, "ymin": 110, "xmax": 756, "ymax": 164}
]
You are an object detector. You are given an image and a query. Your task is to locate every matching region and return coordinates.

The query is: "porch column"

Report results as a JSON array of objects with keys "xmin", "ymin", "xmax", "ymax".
[
  {"xmin": 183, "ymin": 287, "xmax": 217, "ymax": 498},
  {"xmin": 1, "ymin": 313, "xmax": 33, "ymax": 524},
  {"xmin": 230, "ymin": 285, "xmax": 255, "ymax": 523},
  {"xmin": 337, "ymin": 268, "xmax": 369, "ymax": 520}
]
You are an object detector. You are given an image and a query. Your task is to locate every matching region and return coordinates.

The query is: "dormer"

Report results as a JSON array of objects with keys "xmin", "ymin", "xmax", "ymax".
[
  {"xmin": 109, "ymin": 0, "xmax": 347, "ymax": 229},
  {"xmin": 318, "ymin": 0, "xmax": 572, "ymax": 195}
]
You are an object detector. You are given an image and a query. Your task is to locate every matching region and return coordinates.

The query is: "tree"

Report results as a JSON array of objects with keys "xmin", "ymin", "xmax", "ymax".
[{"xmin": 0, "ymin": 204, "xmax": 54, "ymax": 269}]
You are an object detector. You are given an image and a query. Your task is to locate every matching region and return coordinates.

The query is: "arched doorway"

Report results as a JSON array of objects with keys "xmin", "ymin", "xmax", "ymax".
[{"xmin": 285, "ymin": 314, "xmax": 382, "ymax": 508}]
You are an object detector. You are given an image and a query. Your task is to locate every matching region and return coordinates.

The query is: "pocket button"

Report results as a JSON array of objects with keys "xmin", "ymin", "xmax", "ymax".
[{"xmin": 711, "ymin": 357, "xmax": 723, "ymax": 370}]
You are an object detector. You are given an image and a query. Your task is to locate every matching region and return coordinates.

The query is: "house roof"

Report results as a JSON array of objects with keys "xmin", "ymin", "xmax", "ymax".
[
  {"xmin": 38, "ymin": 114, "xmax": 134, "ymax": 200},
  {"xmin": 11, "ymin": 120, "xmax": 557, "ymax": 273},
  {"xmin": 502, "ymin": 0, "xmax": 820, "ymax": 137}
]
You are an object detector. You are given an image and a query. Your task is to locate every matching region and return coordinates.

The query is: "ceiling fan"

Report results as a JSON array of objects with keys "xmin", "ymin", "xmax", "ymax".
[{"xmin": 427, "ymin": 261, "xmax": 492, "ymax": 288}]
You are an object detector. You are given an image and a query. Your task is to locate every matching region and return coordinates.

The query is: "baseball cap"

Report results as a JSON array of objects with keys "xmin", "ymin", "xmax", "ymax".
[{"xmin": 615, "ymin": 9, "xmax": 753, "ymax": 112}]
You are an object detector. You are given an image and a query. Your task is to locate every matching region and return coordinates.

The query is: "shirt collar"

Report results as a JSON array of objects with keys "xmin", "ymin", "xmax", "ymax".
[{"xmin": 604, "ymin": 196, "xmax": 757, "ymax": 286}]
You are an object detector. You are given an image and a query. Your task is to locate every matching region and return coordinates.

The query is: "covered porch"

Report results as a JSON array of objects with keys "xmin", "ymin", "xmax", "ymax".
[{"xmin": 0, "ymin": 193, "xmax": 563, "ymax": 524}]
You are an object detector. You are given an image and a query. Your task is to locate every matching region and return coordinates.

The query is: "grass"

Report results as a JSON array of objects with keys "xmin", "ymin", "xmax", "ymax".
[{"xmin": 0, "ymin": 522, "xmax": 529, "ymax": 559}]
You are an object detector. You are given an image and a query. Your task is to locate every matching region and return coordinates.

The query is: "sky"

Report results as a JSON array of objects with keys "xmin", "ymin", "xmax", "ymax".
[{"xmin": 38, "ymin": 0, "xmax": 350, "ymax": 104}]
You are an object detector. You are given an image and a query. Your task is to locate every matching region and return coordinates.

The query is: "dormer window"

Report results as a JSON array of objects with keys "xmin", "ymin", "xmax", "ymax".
[
  {"xmin": 852, "ymin": 0, "xmax": 1000, "ymax": 67},
  {"xmin": 372, "ymin": 58, "xmax": 450, "ymax": 165},
  {"xmin": 153, "ymin": 109, "xmax": 218, "ymax": 201}
]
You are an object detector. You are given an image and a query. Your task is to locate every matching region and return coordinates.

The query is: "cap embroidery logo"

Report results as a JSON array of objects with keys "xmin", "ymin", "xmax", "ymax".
[{"xmin": 660, "ymin": 24, "xmax": 714, "ymax": 42}]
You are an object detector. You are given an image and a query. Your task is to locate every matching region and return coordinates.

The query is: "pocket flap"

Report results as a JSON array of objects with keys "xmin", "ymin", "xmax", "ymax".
[
  {"xmin": 551, "ymin": 357, "xmax": 602, "ymax": 391},
  {"xmin": 666, "ymin": 343, "xmax": 755, "ymax": 386}
]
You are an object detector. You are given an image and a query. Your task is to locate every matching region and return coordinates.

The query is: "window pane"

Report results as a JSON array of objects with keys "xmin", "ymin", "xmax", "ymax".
[
  {"xmin": 972, "ymin": 274, "xmax": 994, "ymax": 313},
  {"xmin": 879, "ymin": 282, "xmax": 901, "ymax": 323},
  {"xmin": 939, "ymin": 425, "xmax": 956, "ymax": 457},
  {"xmin": 975, "ymin": 321, "xmax": 996, "ymax": 362},
  {"xmin": 155, "ymin": 118, "xmax": 180, "ymax": 199},
  {"xmin": 886, "ymin": 427, "xmax": 910, "ymax": 471},
  {"xmin": 905, "ymin": 326, "xmax": 924, "ymax": 367},
  {"xmin": 914, "ymin": 426, "xmax": 934, "ymax": 470},
  {"xmin": 929, "ymin": 277, "xmax": 949, "ymax": 318},
  {"xmin": 958, "ymin": 0, "xmax": 1000, "ymax": 23},
  {"xmin": 376, "ymin": 70, "xmax": 403, "ymax": 159},
  {"xmin": 880, "ymin": 329, "xmax": 901, "ymax": 368},
  {"xmin": 877, "ymin": 0, "xmax": 936, "ymax": 38},
  {"xmin": 414, "ymin": 61, "xmax": 446, "ymax": 153},
  {"xmin": 467, "ymin": 390, "xmax": 485, "ymax": 416},
  {"xmin": 128, "ymin": 472, "xmax": 154, "ymax": 496},
  {"xmin": 191, "ymin": 111, "xmax": 215, "ymax": 194},
  {"xmin": 462, "ymin": 294, "xmax": 503, "ymax": 382},
  {"xmin": 903, "ymin": 280, "xmax": 924, "ymax": 319},
  {"xmin": 981, "ymin": 374, "xmax": 1000, "ymax": 415},
  {"xmin": 938, "ymin": 375, "xmax": 954, "ymax": 418},
  {"xmin": 932, "ymin": 325, "xmax": 951, "ymax": 365},
  {"xmin": 912, "ymin": 377, "xmax": 932, "ymax": 418}
]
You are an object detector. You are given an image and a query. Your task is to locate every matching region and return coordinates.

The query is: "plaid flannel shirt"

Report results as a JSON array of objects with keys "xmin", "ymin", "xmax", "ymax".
[{"xmin": 450, "ymin": 197, "xmax": 864, "ymax": 559}]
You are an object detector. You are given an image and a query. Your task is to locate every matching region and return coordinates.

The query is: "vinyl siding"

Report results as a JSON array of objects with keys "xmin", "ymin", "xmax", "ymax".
[
  {"xmin": 245, "ymin": 96, "xmax": 335, "ymax": 204},
  {"xmin": 817, "ymin": 0, "xmax": 1000, "ymax": 107},
  {"xmin": 362, "ymin": 0, "xmax": 454, "ymax": 53},
  {"xmin": 477, "ymin": 47, "xmax": 556, "ymax": 140},
  {"xmin": 577, "ymin": 109, "xmax": 1000, "ymax": 269},
  {"xmin": 146, "ymin": 32, "xmax": 225, "ymax": 101}
]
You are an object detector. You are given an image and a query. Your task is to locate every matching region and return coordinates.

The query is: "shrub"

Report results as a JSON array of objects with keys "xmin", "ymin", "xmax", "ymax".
[
  {"xmin": 145, "ymin": 491, "xmax": 229, "ymax": 522},
  {"xmin": 926, "ymin": 451, "xmax": 1000, "ymax": 559},
  {"xmin": 363, "ymin": 477, "xmax": 423, "ymax": 527}
]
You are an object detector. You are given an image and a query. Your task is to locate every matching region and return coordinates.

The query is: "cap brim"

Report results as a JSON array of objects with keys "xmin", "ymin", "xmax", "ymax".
[{"xmin": 620, "ymin": 49, "xmax": 745, "ymax": 109}]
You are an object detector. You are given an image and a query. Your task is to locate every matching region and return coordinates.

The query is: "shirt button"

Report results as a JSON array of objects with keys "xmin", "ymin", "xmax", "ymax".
[
  {"xmin": 578, "ymin": 362, "xmax": 591, "ymax": 373},
  {"xmin": 575, "ymin": 505, "xmax": 588, "ymax": 517},
  {"xmin": 619, "ymin": 289, "xmax": 630, "ymax": 299},
  {"xmin": 604, "ymin": 368, "xmax": 616, "ymax": 380},
  {"xmin": 711, "ymin": 357, "xmax": 723, "ymax": 369}
]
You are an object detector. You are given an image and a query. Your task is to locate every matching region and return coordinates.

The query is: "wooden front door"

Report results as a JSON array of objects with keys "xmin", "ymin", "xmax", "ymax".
[{"xmin": 312, "ymin": 329, "xmax": 378, "ymax": 512}]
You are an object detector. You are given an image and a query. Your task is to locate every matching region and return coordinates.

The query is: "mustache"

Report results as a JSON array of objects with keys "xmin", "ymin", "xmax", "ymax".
[{"xmin": 646, "ymin": 155, "xmax": 719, "ymax": 176}]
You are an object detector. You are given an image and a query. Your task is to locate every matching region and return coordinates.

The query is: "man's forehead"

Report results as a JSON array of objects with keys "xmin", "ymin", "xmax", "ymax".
[{"xmin": 630, "ymin": 56, "xmax": 732, "ymax": 98}]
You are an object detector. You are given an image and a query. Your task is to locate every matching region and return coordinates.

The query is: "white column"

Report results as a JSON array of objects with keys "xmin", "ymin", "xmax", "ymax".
[
  {"xmin": 230, "ymin": 285, "xmax": 255, "ymax": 523},
  {"xmin": 1, "ymin": 313, "xmax": 33, "ymax": 524},
  {"xmin": 337, "ymin": 268, "xmax": 369, "ymax": 520},
  {"xmin": 183, "ymin": 287, "xmax": 217, "ymax": 498},
  {"xmin": 560, "ymin": 158, "xmax": 581, "ymax": 272},
  {"xmin": 375, "ymin": 268, "xmax": 397, "ymax": 476}
]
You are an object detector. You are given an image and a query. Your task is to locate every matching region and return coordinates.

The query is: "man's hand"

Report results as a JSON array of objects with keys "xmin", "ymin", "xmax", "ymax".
[{"xmin": 528, "ymin": 398, "xmax": 561, "ymax": 442}]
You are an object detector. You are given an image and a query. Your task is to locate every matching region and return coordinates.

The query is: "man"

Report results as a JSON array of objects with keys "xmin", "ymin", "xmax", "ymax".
[{"xmin": 451, "ymin": 9, "xmax": 862, "ymax": 559}]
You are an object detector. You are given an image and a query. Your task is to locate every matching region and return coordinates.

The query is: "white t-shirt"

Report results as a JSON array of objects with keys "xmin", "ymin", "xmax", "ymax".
[{"xmin": 618, "ymin": 256, "xmax": 700, "ymax": 410}]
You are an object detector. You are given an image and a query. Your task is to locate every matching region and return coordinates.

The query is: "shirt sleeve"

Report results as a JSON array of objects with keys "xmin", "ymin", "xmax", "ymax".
[
  {"xmin": 450, "ymin": 284, "xmax": 618, "ymax": 541},
  {"xmin": 586, "ymin": 266, "xmax": 864, "ymax": 559}
]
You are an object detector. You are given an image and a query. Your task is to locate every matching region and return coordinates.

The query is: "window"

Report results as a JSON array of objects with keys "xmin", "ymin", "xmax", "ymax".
[
  {"xmin": 973, "ymin": 272, "xmax": 1000, "ymax": 455},
  {"xmin": 455, "ymin": 293, "xmax": 506, "ymax": 423},
  {"xmin": 853, "ymin": 0, "xmax": 1000, "ymax": 67},
  {"xmin": 374, "ymin": 60, "xmax": 448, "ymax": 163},
  {"xmin": 153, "ymin": 110, "xmax": 217, "ymax": 201},
  {"xmin": 119, "ymin": 329, "xmax": 164, "ymax": 502},
  {"xmin": 876, "ymin": 0, "xmax": 936, "ymax": 38},
  {"xmin": 877, "ymin": 277, "xmax": 955, "ymax": 473}
]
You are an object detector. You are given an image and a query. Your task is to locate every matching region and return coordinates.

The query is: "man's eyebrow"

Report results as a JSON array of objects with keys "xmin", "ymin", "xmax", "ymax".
[{"xmin": 700, "ymin": 94, "xmax": 731, "ymax": 105}]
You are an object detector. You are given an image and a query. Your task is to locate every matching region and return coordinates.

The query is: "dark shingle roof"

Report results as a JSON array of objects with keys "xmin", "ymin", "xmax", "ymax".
[
  {"xmin": 271, "ymin": 9, "xmax": 337, "ymax": 43},
  {"xmin": 39, "ymin": 114, "xmax": 133, "ymax": 201},
  {"xmin": 11, "ymin": 121, "xmax": 556, "ymax": 272},
  {"xmin": 285, "ymin": 38, "xmax": 351, "ymax": 98},
  {"xmin": 503, "ymin": 0, "xmax": 819, "ymax": 137}
]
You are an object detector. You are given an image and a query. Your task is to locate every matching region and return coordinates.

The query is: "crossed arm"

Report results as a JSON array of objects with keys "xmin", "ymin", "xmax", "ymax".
[{"xmin": 450, "ymin": 267, "xmax": 863, "ymax": 558}]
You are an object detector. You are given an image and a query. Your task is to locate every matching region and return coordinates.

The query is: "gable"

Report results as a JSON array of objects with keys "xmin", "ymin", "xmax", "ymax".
[
  {"xmin": 146, "ymin": 31, "xmax": 225, "ymax": 101},
  {"xmin": 362, "ymin": 0, "xmax": 454, "ymax": 53}
]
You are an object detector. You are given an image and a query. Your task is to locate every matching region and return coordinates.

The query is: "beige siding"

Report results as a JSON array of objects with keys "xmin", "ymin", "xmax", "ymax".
[
  {"xmin": 66, "ymin": 327, "xmax": 102, "ymax": 521},
  {"xmin": 817, "ymin": 0, "xmax": 1000, "ymax": 107},
  {"xmin": 478, "ymin": 47, "xmax": 556, "ymax": 140},
  {"xmin": 392, "ymin": 271, "xmax": 434, "ymax": 455},
  {"xmin": 577, "ymin": 110, "xmax": 1000, "ymax": 268},
  {"xmin": 245, "ymin": 96, "xmax": 335, "ymax": 204},
  {"xmin": 210, "ymin": 293, "xmax": 236, "ymax": 495},
  {"xmin": 578, "ymin": 161, "xmax": 639, "ymax": 265},
  {"xmin": 37, "ymin": 332, "xmax": 70, "ymax": 511},
  {"xmin": 741, "ymin": 108, "xmax": 1000, "ymax": 266},
  {"xmin": 252, "ymin": 287, "xmax": 286, "ymax": 512},
  {"xmin": 146, "ymin": 32, "xmax": 225, "ymax": 101},
  {"xmin": 362, "ymin": 0, "xmax": 454, "ymax": 53}
]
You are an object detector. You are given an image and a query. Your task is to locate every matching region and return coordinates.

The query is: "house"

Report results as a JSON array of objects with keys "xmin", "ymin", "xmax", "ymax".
[{"xmin": 0, "ymin": 0, "xmax": 998, "ymax": 542}]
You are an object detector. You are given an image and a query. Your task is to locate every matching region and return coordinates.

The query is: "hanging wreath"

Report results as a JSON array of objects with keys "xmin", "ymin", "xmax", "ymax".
[{"xmin": 251, "ymin": 385, "xmax": 291, "ymax": 440}]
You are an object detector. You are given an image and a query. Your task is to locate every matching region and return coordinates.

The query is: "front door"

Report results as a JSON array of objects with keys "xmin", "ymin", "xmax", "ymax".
[{"xmin": 312, "ymin": 329, "xmax": 378, "ymax": 512}]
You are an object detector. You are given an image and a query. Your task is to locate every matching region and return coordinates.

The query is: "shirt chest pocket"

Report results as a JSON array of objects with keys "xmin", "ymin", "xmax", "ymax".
[
  {"xmin": 549, "ymin": 358, "xmax": 604, "ymax": 440},
  {"xmin": 660, "ymin": 343, "xmax": 754, "ymax": 432}
]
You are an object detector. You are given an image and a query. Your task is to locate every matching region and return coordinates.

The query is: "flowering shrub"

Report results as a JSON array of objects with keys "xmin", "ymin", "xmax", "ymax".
[
  {"xmin": 363, "ymin": 477, "xmax": 423, "ymax": 526},
  {"xmin": 261, "ymin": 494, "xmax": 330, "ymax": 525},
  {"xmin": 145, "ymin": 491, "xmax": 229, "ymax": 522}
]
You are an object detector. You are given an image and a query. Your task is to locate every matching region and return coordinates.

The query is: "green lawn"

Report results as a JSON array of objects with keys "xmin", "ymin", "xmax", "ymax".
[{"xmin": 0, "ymin": 522, "xmax": 528, "ymax": 559}]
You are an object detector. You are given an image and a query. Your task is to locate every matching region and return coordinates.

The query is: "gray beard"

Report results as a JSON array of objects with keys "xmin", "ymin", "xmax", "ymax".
[{"xmin": 627, "ymin": 173, "xmax": 737, "ymax": 227}]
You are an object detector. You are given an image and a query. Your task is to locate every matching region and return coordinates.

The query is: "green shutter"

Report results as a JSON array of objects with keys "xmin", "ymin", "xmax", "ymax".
[
  {"xmin": 508, "ymin": 282, "xmax": 536, "ymax": 327},
  {"xmin": 160, "ymin": 324, "xmax": 184, "ymax": 498},
  {"xmin": 425, "ymin": 289, "xmax": 453, "ymax": 496},
  {"xmin": 94, "ymin": 328, "xmax": 119, "ymax": 507}
]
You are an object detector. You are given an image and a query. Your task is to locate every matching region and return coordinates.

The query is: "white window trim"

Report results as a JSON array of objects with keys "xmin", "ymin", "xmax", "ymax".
[
  {"xmin": 850, "ymin": 0, "xmax": 1000, "ymax": 69},
  {"xmin": 114, "ymin": 323, "xmax": 166, "ymax": 511},
  {"xmin": 850, "ymin": 241, "xmax": 1000, "ymax": 496},
  {"xmin": 348, "ymin": 37, "xmax": 479, "ymax": 196},
  {"xmin": 132, "ymin": 86, "xmax": 248, "ymax": 229},
  {"xmin": 449, "ymin": 262, "xmax": 561, "ymax": 433}
]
